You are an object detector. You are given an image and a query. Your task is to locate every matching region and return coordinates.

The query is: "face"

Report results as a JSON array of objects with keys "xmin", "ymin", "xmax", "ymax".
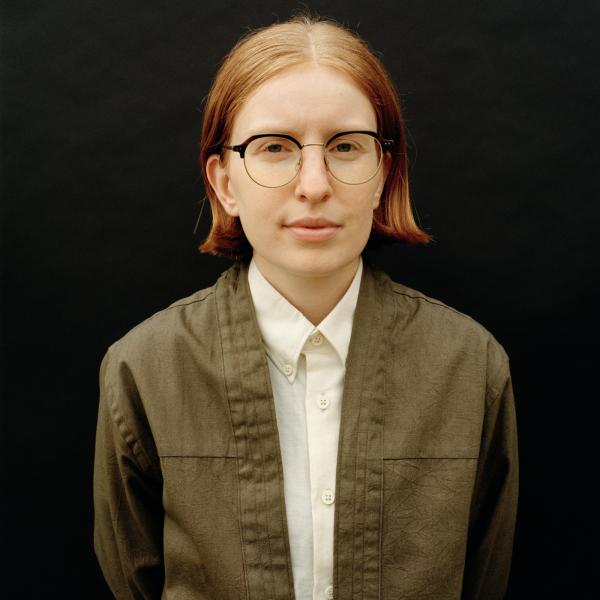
[{"xmin": 206, "ymin": 64, "xmax": 388, "ymax": 284}]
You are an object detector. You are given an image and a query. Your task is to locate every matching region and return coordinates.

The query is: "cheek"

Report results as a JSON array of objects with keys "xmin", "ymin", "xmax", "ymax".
[
  {"xmin": 230, "ymin": 191, "xmax": 283, "ymax": 243},
  {"xmin": 351, "ymin": 188, "xmax": 380, "ymax": 222}
]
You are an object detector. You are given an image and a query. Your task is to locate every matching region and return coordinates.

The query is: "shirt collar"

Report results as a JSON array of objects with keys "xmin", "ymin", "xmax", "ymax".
[{"xmin": 247, "ymin": 257, "xmax": 363, "ymax": 382}]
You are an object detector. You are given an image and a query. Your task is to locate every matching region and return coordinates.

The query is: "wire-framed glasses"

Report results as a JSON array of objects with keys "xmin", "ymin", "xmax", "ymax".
[{"xmin": 222, "ymin": 130, "xmax": 394, "ymax": 188}]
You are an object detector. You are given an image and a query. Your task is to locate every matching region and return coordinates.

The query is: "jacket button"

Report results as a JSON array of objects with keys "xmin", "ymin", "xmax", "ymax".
[
  {"xmin": 321, "ymin": 489, "xmax": 335, "ymax": 505},
  {"xmin": 283, "ymin": 363, "xmax": 293, "ymax": 376}
]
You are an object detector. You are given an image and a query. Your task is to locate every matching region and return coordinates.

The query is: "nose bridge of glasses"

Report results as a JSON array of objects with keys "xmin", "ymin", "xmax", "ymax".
[{"xmin": 300, "ymin": 142, "xmax": 326, "ymax": 149}]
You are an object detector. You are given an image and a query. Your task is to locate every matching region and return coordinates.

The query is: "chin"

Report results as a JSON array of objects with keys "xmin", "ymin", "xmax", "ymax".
[{"xmin": 284, "ymin": 252, "xmax": 357, "ymax": 279}]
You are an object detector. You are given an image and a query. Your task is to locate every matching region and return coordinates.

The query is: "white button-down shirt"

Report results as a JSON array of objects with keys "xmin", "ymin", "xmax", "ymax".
[{"xmin": 248, "ymin": 257, "xmax": 363, "ymax": 600}]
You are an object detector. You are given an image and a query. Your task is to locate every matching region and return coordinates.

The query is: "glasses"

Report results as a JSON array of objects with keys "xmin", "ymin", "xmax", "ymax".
[{"xmin": 222, "ymin": 130, "xmax": 394, "ymax": 188}]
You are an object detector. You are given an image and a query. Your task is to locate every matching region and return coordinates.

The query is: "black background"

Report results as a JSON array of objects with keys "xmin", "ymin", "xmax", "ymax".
[{"xmin": 2, "ymin": 1, "xmax": 598, "ymax": 598}]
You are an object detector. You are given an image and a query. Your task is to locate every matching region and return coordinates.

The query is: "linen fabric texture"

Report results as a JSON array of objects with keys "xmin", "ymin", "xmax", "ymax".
[{"xmin": 93, "ymin": 258, "xmax": 519, "ymax": 600}]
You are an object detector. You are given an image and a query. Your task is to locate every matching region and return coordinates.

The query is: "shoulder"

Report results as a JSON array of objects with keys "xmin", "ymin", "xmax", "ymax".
[
  {"xmin": 372, "ymin": 268, "xmax": 510, "ymax": 398},
  {"xmin": 370, "ymin": 267, "xmax": 488, "ymax": 328},
  {"xmin": 103, "ymin": 279, "xmax": 221, "ymax": 372},
  {"xmin": 126, "ymin": 285, "xmax": 215, "ymax": 338},
  {"xmin": 389, "ymin": 276, "xmax": 489, "ymax": 338}
]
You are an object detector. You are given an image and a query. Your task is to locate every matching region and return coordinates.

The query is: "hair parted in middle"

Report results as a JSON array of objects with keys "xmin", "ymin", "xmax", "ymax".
[{"xmin": 199, "ymin": 12, "xmax": 431, "ymax": 259}]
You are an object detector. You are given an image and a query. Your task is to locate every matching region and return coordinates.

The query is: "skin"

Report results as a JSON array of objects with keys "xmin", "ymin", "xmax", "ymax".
[{"xmin": 206, "ymin": 64, "xmax": 389, "ymax": 325}]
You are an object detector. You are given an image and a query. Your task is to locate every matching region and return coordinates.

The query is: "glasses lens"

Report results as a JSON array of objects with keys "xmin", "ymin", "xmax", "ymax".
[
  {"xmin": 325, "ymin": 133, "xmax": 382, "ymax": 184},
  {"xmin": 242, "ymin": 133, "xmax": 383, "ymax": 187},
  {"xmin": 244, "ymin": 136, "xmax": 301, "ymax": 187}
]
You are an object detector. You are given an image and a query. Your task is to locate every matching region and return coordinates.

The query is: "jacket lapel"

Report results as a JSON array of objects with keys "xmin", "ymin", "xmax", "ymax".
[
  {"xmin": 334, "ymin": 261, "xmax": 394, "ymax": 599},
  {"xmin": 216, "ymin": 260, "xmax": 295, "ymax": 600}
]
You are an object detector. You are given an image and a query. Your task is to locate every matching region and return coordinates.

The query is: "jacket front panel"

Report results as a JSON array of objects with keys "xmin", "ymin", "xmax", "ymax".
[{"xmin": 93, "ymin": 260, "xmax": 518, "ymax": 600}]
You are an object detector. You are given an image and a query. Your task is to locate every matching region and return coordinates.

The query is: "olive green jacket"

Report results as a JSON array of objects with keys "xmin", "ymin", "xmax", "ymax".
[{"xmin": 93, "ymin": 260, "xmax": 518, "ymax": 600}]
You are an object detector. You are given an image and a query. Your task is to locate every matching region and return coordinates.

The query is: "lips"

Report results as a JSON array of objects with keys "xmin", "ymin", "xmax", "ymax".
[
  {"xmin": 284, "ymin": 217, "xmax": 340, "ymax": 242},
  {"xmin": 286, "ymin": 217, "xmax": 339, "ymax": 228}
]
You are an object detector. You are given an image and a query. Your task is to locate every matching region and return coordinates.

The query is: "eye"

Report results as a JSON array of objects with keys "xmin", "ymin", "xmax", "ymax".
[
  {"xmin": 253, "ymin": 138, "xmax": 296, "ymax": 154},
  {"xmin": 333, "ymin": 142, "xmax": 355, "ymax": 153},
  {"xmin": 328, "ymin": 137, "xmax": 366, "ymax": 155}
]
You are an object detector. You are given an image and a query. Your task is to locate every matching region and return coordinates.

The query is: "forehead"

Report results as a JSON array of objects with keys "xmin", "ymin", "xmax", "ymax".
[{"xmin": 231, "ymin": 64, "xmax": 378, "ymax": 138}]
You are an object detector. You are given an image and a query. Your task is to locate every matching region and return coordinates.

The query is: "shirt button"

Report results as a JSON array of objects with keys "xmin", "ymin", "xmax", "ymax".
[
  {"xmin": 310, "ymin": 333, "xmax": 324, "ymax": 346},
  {"xmin": 283, "ymin": 364, "xmax": 293, "ymax": 376},
  {"xmin": 321, "ymin": 489, "xmax": 335, "ymax": 505},
  {"xmin": 317, "ymin": 394, "xmax": 330, "ymax": 410},
  {"xmin": 325, "ymin": 585, "xmax": 334, "ymax": 599}
]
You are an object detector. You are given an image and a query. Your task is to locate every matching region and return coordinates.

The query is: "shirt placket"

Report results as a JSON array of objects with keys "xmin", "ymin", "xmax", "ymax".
[{"xmin": 303, "ymin": 331, "xmax": 344, "ymax": 600}]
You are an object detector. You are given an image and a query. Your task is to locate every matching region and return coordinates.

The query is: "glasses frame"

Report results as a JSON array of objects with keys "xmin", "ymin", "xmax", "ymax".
[{"xmin": 222, "ymin": 130, "xmax": 395, "ymax": 188}]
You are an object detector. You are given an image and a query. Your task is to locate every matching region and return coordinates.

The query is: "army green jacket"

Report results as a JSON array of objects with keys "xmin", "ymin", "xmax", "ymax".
[{"xmin": 93, "ymin": 259, "xmax": 518, "ymax": 599}]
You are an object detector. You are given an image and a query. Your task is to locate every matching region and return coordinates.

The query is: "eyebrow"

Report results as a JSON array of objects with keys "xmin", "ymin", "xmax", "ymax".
[{"xmin": 240, "ymin": 124, "xmax": 377, "ymax": 140}]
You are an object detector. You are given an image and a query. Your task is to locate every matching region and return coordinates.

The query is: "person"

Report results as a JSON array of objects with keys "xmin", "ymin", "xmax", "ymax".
[{"xmin": 93, "ymin": 13, "xmax": 518, "ymax": 600}]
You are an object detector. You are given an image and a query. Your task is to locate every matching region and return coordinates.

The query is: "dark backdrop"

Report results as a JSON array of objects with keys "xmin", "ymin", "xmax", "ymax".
[{"xmin": 2, "ymin": 1, "xmax": 598, "ymax": 598}]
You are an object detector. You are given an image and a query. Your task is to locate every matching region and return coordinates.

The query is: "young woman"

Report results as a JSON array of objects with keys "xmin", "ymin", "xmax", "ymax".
[{"xmin": 94, "ymin": 14, "xmax": 518, "ymax": 600}]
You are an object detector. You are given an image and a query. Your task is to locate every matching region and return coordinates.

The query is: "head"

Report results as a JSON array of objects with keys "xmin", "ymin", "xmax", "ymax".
[{"xmin": 199, "ymin": 14, "xmax": 431, "ymax": 272}]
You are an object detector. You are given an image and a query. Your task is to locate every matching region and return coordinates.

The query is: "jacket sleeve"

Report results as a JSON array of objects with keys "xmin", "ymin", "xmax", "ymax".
[
  {"xmin": 93, "ymin": 348, "xmax": 165, "ymax": 599},
  {"xmin": 462, "ymin": 358, "xmax": 519, "ymax": 600}
]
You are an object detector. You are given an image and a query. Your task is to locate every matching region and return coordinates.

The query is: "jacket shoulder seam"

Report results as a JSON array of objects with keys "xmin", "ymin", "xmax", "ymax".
[
  {"xmin": 165, "ymin": 287, "xmax": 215, "ymax": 310},
  {"xmin": 117, "ymin": 288, "xmax": 216, "ymax": 340},
  {"xmin": 390, "ymin": 287, "xmax": 475, "ymax": 321}
]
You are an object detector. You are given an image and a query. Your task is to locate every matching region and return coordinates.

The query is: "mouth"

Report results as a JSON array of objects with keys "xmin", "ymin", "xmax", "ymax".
[{"xmin": 284, "ymin": 218, "xmax": 341, "ymax": 242}]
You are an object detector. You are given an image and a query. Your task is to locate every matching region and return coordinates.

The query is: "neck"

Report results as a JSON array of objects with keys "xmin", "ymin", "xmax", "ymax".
[{"xmin": 252, "ymin": 256, "xmax": 360, "ymax": 326}]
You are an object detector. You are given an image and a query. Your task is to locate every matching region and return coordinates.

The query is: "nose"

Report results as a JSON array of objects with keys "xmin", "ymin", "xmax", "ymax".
[{"xmin": 294, "ymin": 145, "xmax": 332, "ymax": 203}]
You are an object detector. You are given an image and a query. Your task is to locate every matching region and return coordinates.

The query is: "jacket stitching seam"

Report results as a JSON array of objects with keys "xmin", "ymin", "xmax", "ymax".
[
  {"xmin": 215, "ymin": 284, "xmax": 251, "ymax": 599},
  {"xmin": 103, "ymin": 354, "xmax": 151, "ymax": 473},
  {"xmin": 382, "ymin": 457, "xmax": 479, "ymax": 460},
  {"xmin": 391, "ymin": 288, "xmax": 474, "ymax": 320},
  {"xmin": 117, "ymin": 290, "xmax": 216, "ymax": 341},
  {"xmin": 159, "ymin": 455, "xmax": 237, "ymax": 459}
]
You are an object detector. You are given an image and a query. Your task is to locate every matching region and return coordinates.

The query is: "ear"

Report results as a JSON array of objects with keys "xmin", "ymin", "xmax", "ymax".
[
  {"xmin": 372, "ymin": 154, "xmax": 392, "ymax": 209},
  {"xmin": 205, "ymin": 154, "xmax": 240, "ymax": 217}
]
